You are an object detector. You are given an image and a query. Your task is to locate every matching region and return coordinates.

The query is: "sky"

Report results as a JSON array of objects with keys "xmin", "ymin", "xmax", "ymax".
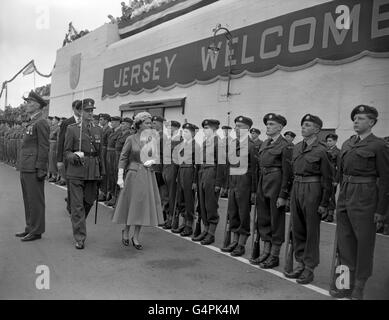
[{"xmin": 0, "ymin": 0, "xmax": 123, "ymax": 110}]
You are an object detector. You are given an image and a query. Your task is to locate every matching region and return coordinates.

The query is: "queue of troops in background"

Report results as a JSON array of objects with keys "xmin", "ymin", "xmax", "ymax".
[{"xmin": 1, "ymin": 100, "xmax": 389, "ymax": 300}]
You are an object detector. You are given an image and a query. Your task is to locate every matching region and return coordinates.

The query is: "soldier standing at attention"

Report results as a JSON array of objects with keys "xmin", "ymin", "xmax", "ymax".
[
  {"xmin": 15, "ymin": 91, "xmax": 50, "ymax": 242},
  {"xmin": 64, "ymin": 99, "xmax": 104, "ymax": 249},
  {"xmin": 192, "ymin": 119, "xmax": 226, "ymax": 245},
  {"xmin": 324, "ymin": 133, "xmax": 340, "ymax": 223},
  {"xmin": 221, "ymin": 116, "xmax": 257, "ymax": 256},
  {"xmin": 249, "ymin": 114, "xmax": 293, "ymax": 268},
  {"xmin": 48, "ymin": 116, "xmax": 60, "ymax": 182},
  {"xmin": 285, "ymin": 114, "xmax": 332, "ymax": 284},
  {"xmin": 329, "ymin": 105, "xmax": 389, "ymax": 300},
  {"xmin": 284, "ymin": 131, "xmax": 296, "ymax": 145},
  {"xmin": 98, "ymin": 113, "xmax": 112, "ymax": 202},
  {"xmin": 249, "ymin": 128, "xmax": 262, "ymax": 153}
]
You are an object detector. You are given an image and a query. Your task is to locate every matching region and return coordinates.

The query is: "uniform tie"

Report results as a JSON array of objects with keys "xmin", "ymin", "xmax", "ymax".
[
  {"xmin": 302, "ymin": 140, "xmax": 307, "ymax": 151},
  {"xmin": 355, "ymin": 136, "xmax": 361, "ymax": 144}
]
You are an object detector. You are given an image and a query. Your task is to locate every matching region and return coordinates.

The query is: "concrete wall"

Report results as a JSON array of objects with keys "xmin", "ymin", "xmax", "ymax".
[{"xmin": 49, "ymin": 0, "xmax": 389, "ymax": 143}]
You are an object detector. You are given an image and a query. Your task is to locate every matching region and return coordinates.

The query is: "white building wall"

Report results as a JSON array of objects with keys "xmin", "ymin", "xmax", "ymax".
[{"xmin": 49, "ymin": 0, "xmax": 389, "ymax": 143}]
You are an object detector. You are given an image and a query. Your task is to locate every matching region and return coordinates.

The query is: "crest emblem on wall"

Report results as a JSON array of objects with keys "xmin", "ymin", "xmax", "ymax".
[{"xmin": 69, "ymin": 53, "xmax": 81, "ymax": 90}]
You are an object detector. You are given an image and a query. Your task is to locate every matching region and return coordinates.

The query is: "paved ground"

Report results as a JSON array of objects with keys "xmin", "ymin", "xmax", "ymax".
[{"xmin": 0, "ymin": 162, "xmax": 388, "ymax": 300}]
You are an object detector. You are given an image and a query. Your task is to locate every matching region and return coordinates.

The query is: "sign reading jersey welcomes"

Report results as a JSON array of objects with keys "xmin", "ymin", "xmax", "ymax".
[{"xmin": 102, "ymin": 0, "xmax": 389, "ymax": 98}]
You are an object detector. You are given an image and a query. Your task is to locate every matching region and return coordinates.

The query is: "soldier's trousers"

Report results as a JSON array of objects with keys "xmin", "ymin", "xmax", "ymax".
[
  {"xmin": 257, "ymin": 171, "xmax": 285, "ymax": 246},
  {"xmin": 155, "ymin": 171, "xmax": 169, "ymax": 216},
  {"xmin": 228, "ymin": 174, "xmax": 251, "ymax": 236},
  {"xmin": 162, "ymin": 164, "xmax": 179, "ymax": 221},
  {"xmin": 100, "ymin": 148, "xmax": 108, "ymax": 195},
  {"xmin": 20, "ymin": 172, "xmax": 45, "ymax": 235},
  {"xmin": 336, "ymin": 180, "xmax": 377, "ymax": 281},
  {"xmin": 68, "ymin": 179, "xmax": 98, "ymax": 242},
  {"xmin": 48, "ymin": 141, "xmax": 58, "ymax": 175},
  {"xmin": 198, "ymin": 166, "xmax": 220, "ymax": 226},
  {"xmin": 177, "ymin": 166, "xmax": 195, "ymax": 227},
  {"xmin": 328, "ymin": 184, "xmax": 337, "ymax": 212},
  {"xmin": 290, "ymin": 181, "xmax": 322, "ymax": 270},
  {"xmin": 106, "ymin": 150, "xmax": 118, "ymax": 196}
]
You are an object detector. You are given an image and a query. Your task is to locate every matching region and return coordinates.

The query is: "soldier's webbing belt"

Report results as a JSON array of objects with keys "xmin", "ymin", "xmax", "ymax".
[
  {"xmin": 294, "ymin": 175, "xmax": 321, "ymax": 183},
  {"xmin": 107, "ymin": 147, "xmax": 116, "ymax": 151},
  {"xmin": 74, "ymin": 151, "xmax": 99, "ymax": 157},
  {"xmin": 260, "ymin": 167, "xmax": 281, "ymax": 175},
  {"xmin": 342, "ymin": 175, "xmax": 377, "ymax": 184}
]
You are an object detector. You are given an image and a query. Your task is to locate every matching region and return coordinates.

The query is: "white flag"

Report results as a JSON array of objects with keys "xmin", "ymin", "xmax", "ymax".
[{"xmin": 23, "ymin": 62, "xmax": 35, "ymax": 76}]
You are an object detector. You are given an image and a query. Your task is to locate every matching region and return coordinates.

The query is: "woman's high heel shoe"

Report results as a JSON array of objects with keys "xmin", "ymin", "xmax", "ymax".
[
  {"xmin": 131, "ymin": 237, "xmax": 143, "ymax": 250},
  {"xmin": 122, "ymin": 230, "xmax": 129, "ymax": 246}
]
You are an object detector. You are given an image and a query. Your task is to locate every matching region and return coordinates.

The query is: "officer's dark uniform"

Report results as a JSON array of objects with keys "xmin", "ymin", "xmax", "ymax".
[
  {"xmin": 17, "ymin": 91, "xmax": 50, "ymax": 241},
  {"xmin": 250, "ymin": 114, "xmax": 293, "ymax": 268},
  {"xmin": 287, "ymin": 114, "xmax": 332, "ymax": 284},
  {"xmin": 115, "ymin": 119, "xmax": 133, "ymax": 164},
  {"xmin": 250, "ymin": 128, "xmax": 263, "ymax": 153},
  {"xmin": 64, "ymin": 99, "xmax": 104, "ymax": 249},
  {"xmin": 325, "ymin": 133, "xmax": 340, "ymax": 222},
  {"xmin": 192, "ymin": 119, "xmax": 226, "ymax": 245},
  {"xmin": 99, "ymin": 114, "xmax": 112, "ymax": 201},
  {"xmin": 161, "ymin": 121, "xmax": 182, "ymax": 229},
  {"xmin": 105, "ymin": 117, "xmax": 123, "ymax": 206},
  {"xmin": 330, "ymin": 105, "xmax": 389, "ymax": 299},
  {"xmin": 175, "ymin": 123, "xmax": 200, "ymax": 236},
  {"xmin": 221, "ymin": 116, "xmax": 257, "ymax": 257}
]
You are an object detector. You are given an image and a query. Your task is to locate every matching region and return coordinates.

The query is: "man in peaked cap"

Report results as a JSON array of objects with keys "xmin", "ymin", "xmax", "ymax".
[
  {"xmin": 249, "ymin": 113, "xmax": 293, "ymax": 268},
  {"xmin": 284, "ymin": 131, "xmax": 296, "ymax": 144},
  {"xmin": 64, "ymin": 98, "xmax": 104, "ymax": 249},
  {"xmin": 221, "ymin": 116, "xmax": 257, "ymax": 256},
  {"xmin": 15, "ymin": 90, "xmax": 50, "ymax": 242},
  {"xmin": 193, "ymin": 119, "xmax": 226, "ymax": 245},
  {"xmin": 329, "ymin": 105, "xmax": 389, "ymax": 300},
  {"xmin": 285, "ymin": 114, "xmax": 332, "ymax": 284},
  {"xmin": 98, "ymin": 113, "xmax": 112, "ymax": 202},
  {"xmin": 324, "ymin": 133, "xmax": 340, "ymax": 223}
]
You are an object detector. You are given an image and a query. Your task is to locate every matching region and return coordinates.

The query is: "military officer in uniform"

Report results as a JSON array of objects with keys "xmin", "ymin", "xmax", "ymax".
[
  {"xmin": 192, "ymin": 119, "xmax": 226, "ymax": 245},
  {"xmin": 250, "ymin": 128, "xmax": 262, "ymax": 152},
  {"xmin": 15, "ymin": 91, "xmax": 50, "ymax": 242},
  {"xmin": 249, "ymin": 114, "xmax": 293, "ymax": 268},
  {"xmin": 98, "ymin": 113, "xmax": 112, "ymax": 202},
  {"xmin": 64, "ymin": 98, "xmax": 104, "ymax": 249},
  {"xmin": 329, "ymin": 105, "xmax": 389, "ymax": 300},
  {"xmin": 324, "ymin": 133, "xmax": 340, "ymax": 223},
  {"xmin": 285, "ymin": 114, "xmax": 332, "ymax": 284},
  {"xmin": 284, "ymin": 131, "xmax": 296, "ymax": 144},
  {"xmin": 221, "ymin": 116, "xmax": 257, "ymax": 256}
]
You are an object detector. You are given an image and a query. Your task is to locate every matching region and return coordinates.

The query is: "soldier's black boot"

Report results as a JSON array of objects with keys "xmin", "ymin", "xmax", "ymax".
[
  {"xmin": 201, "ymin": 224, "xmax": 216, "ymax": 245},
  {"xmin": 221, "ymin": 233, "xmax": 239, "ymax": 252},
  {"xmin": 180, "ymin": 226, "xmax": 193, "ymax": 237},
  {"xmin": 192, "ymin": 225, "xmax": 208, "ymax": 242},
  {"xmin": 325, "ymin": 210, "xmax": 334, "ymax": 223},
  {"xmin": 260, "ymin": 245, "xmax": 280, "ymax": 269},
  {"xmin": 231, "ymin": 235, "xmax": 248, "ymax": 257},
  {"xmin": 249, "ymin": 241, "xmax": 271, "ymax": 265},
  {"xmin": 296, "ymin": 268, "xmax": 314, "ymax": 284},
  {"xmin": 162, "ymin": 215, "xmax": 172, "ymax": 229},
  {"xmin": 351, "ymin": 279, "xmax": 366, "ymax": 300},
  {"xmin": 98, "ymin": 192, "xmax": 106, "ymax": 202},
  {"xmin": 284, "ymin": 262, "xmax": 305, "ymax": 279}
]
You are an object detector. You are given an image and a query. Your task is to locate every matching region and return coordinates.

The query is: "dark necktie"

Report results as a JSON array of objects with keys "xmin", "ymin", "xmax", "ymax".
[
  {"xmin": 355, "ymin": 136, "xmax": 361, "ymax": 144},
  {"xmin": 302, "ymin": 141, "xmax": 307, "ymax": 151}
]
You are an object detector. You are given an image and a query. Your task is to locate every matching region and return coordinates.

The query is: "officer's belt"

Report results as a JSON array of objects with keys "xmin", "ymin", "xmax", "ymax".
[
  {"xmin": 343, "ymin": 175, "xmax": 376, "ymax": 184},
  {"xmin": 74, "ymin": 151, "xmax": 99, "ymax": 157},
  {"xmin": 49, "ymin": 140, "xmax": 57, "ymax": 143},
  {"xmin": 260, "ymin": 167, "xmax": 281, "ymax": 175},
  {"xmin": 294, "ymin": 175, "xmax": 321, "ymax": 183},
  {"xmin": 107, "ymin": 147, "xmax": 116, "ymax": 151}
]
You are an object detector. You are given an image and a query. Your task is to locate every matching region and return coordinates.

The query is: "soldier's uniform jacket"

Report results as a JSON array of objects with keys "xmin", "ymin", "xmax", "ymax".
[
  {"xmin": 257, "ymin": 135, "xmax": 293, "ymax": 199},
  {"xmin": 115, "ymin": 129, "xmax": 132, "ymax": 154},
  {"xmin": 339, "ymin": 134, "xmax": 389, "ymax": 216},
  {"xmin": 107, "ymin": 127, "xmax": 122, "ymax": 150},
  {"xmin": 176, "ymin": 138, "xmax": 201, "ymax": 183},
  {"xmin": 327, "ymin": 145, "xmax": 340, "ymax": 182},
  {"xmin": 64, "ymin": 122, "xmax": 104, "ymax": 180},
  {"xmin": 200, "ymin": 135, "xmax": 226, "ymax": 188},
  {"xmin": 102, "ymin": 125, "xmax": 113, "ymax": 149},
  {"xmin": 50, "ymin": 124, "xmax": 60, "ymax": 141},
  {"xmin": 19, "ymin": 112, "xmax": 50, "ymax": 173},
  {"xmin": 162, "ymin": 132, "xmax": 182, "ymax": 166},
  {"xmin": 292, "ymin": 138, "xmax": 332, "ymax": 207}
]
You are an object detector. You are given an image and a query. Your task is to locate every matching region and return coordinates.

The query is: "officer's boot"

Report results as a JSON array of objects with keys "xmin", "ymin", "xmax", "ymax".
[
  {"xmin": 329, "ymin": 271, "xmax": 354, "ymax": 299},
  {"xmin": 172, "ymin": 214, "xmax": 185, "ymax": 233},
  {"xmin": 351, "ymin": 279, "xmax": 366, "ymax": 300},
  {"xmin": 221, "ymin": 232, "xmax": 239, "ymax": 252},
  {"xmin": 249, "ymin": 241, "xmax": 271, "ymax": 265},
  {"xmin": 163, "ymin": 214, "xmax": 173, "ymax": 229},
  {"xmin": 192, "ymin": 224, "xmax": 208, "ymax": 242},
  {"xmin": 231, "ymin": 234, "xmax": 247, "ymax": 257},
  {"xmin": 107, "ymin": 196, "xmax": 117, "ymax": 207},
  {"xmin": 98, "ymin": 191, "xmax": 107, "ymax": 202},
  {"xmin": 201, "ymin": 223, "xmax": 216, "ymax": 245},
  {"xmin": 284, "ymin": 261, "xmax": 305, "ymax": 279},
  {"xmin": 260, "ymin": 244, "xmax": 280, "ymax": 269},
  {"xmin": 325, "ymin": 210, "xmax": 334, "ymax": 223},
  {"xmin": 180, "ymin": 218, "xmax": 193, "ymax": 237}
]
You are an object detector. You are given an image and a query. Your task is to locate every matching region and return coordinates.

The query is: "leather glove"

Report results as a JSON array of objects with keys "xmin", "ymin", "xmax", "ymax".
[
  {"xmin": 68, "ymin": 153, "xmax": 82, "ymax": 166},
  {"xmin": 117, "ymin": 168, "xmax": 124, "ymax": 189},
  {"xmin": 276, "ymin": 197, "xmax": 287, "ymax": 208},
  {"xmin": 36, "ymin": 169, "xmax": 47, "ymax": 181}
]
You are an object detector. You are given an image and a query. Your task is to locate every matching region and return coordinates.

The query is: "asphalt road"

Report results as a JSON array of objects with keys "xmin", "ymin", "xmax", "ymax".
[{"xmin": 0, "ymin": 162, "xmax": 388, "ymax": 300}]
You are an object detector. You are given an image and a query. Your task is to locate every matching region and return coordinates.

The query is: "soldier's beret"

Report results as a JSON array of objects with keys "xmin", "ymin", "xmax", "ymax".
[
  {"xmin": 99, "ymin": 113, "xmax": 111, "ymax": 121},
  {"xmin": 92, "ymin": 115, "xmax": 100, "ymax": 120},
  {"xmin": 82, "ymin": 98, "xmax": 95, "ymax": 110},
  {"xmin": 222, "ymin": 125, "xmax": 232, "ymax": 130},
  {"xmin": 350, "ymin": 105, "xmax": 378, "ymax": 121},
  {"xmin": 54, "ymin": 116, "xmax": 60, "ymax": 121},
  {"xmin": 250, "ymin": 128, "xmax": 261, "ymax": 135},
  {"xmin": 301, "ymin": 114, "xmax": 323, "ymax": 128},
  {"xmin": 202, "ymin": 119, "xmax": 220, "ymax": 129},
  {"xmin": 167, "ymin": 120, "xmax": 181, "ymax": 128},
  {"xmin": 326, "ymin": 133, "xmax": 338, "ymax": 140},
  {"xmin": 48, "ymin": 116, "xmax": 53, "ymax": 120},
  {"xmin": 284, "ymin": 131, "xmax": 296, "ymax": 138},
  {"xmin": 122, "ymin": 117, "xmax": 133, "ymax": 124},
  {"xmin": 111, "ymin": 116, "xmax": 122, "ymax": 122},
  {"xmin": 152, "ymin": 116, "xmax": 166, "ymax": 123},
  {"xmin": 182, "ymin": 123, "xmax": 198, "ymax": 133},
  {"xmin": 72, "ymin": 100, "xmax": 82, "ymax": 110},
  {"xmin": 234, "ymin": 116, "xmax": 253, "ymax": 128},
  {"xmin": 263, "ymin": 113, "xmax": 287, "ymax": 126},
  {"xmin": 23, "ymin": 90, "xmax": 48, "ymax": 108},
  {"xmin": 61, "ymin": 117, "xmax": 67, "ymax": 121}
]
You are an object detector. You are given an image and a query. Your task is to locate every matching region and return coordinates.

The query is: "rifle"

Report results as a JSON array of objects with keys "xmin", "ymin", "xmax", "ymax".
[
  {"xmin": 193, "ymin": 186, "xmax": 201, "ymax": 237},
  {"xmin": 171, "ymin": 177, "xmax": 181, "ymax": 230},
  {"xmin": 250, "ymin": 194, "xmax": 260, "ymax": 260},
  {"xmin": 284, "ymin": 213, "xmax": 294, "ymax": 274},
  {"xmin": 94, "ymin": 180, "xmax": 100, "ymax": 224},
  {"xmin": 223, "ymin": 199, "xmax": 231, "ymax": 248},
  {"xmin": 329, "ymin": 227, "xmax": 340, "ymax": 290}
]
